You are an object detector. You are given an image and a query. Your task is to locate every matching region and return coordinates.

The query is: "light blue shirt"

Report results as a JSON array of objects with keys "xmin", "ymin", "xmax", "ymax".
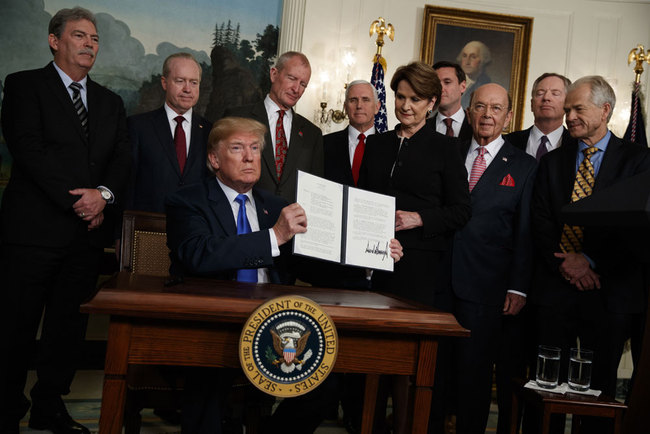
[{"xmin": 576, "ymin": 130, "xmax": 611, "ymax": 176}]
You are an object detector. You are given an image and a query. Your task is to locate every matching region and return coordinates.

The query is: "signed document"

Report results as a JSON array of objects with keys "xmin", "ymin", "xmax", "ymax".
[{"xmin": 293, "ymin": 170, "xmax": 395, "ymax": 271}]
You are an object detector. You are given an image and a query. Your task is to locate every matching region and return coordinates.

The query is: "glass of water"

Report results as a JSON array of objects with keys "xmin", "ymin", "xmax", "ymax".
[
  {"xmin": 536, "ymin": 345, "xmax": 561, "ymax": 389},
  {"xmin": 568, "ymin": 348, "xmax": 593, "ymax": 391}
]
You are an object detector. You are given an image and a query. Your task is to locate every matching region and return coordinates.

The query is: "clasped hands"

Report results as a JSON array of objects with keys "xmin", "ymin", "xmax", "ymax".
[
  {"xmin": 273, "ymin": 203, "xmax": 404, "ymax": 262},
  {"xmin": 554, "ymin": 252, "xmax": 601, "ymax": 291},
  {"xmin": 70, "ymin": 188, "xmax": 106, "ymax": 230}
]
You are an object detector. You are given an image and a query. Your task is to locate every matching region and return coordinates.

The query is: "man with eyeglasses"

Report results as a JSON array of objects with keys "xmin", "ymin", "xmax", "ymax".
[
  {"xmin": 506, "ymin": 73, "xmax": 573, "ymax": 160},
  {"xmin": 449, "ymin": 83, "xmax": 537, "ymax": 434}
]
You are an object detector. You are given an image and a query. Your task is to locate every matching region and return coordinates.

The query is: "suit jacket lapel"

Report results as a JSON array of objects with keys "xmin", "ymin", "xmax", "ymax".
[
  {"xmin": 282, "ymin": 109, "xmax": 305, "ymax": 186},
  {"xmin": 152, "ymin": 107, "xmax": 181, "ymax": 176},
  {"xmin": 558, "ymin": 140, "xmax": 579, "ymax": 202},
  {"xmin": 254, "ymin": 102, "xmax": 278, "ymax": 186},
  {"xmin": 207, "ymin": 179, "xmax": 237, "ymax": 235},
  {"xmin": 186, "ymin": 112, "xmax": 206, "ymax": 176},
  {"xmin": 593, "ymin": 134, "xmax": 622, "ymax": 192}
]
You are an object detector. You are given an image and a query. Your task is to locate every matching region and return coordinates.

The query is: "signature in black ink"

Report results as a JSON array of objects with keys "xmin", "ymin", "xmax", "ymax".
[{"xmin": 365, "ymin": 241, "xmax": 389, "ymax": 261}]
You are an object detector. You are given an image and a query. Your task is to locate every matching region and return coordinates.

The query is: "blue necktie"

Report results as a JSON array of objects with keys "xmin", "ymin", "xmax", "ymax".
[{"xmin": 235, "ymin": 194, "xmax": 257, "ymax": 282}]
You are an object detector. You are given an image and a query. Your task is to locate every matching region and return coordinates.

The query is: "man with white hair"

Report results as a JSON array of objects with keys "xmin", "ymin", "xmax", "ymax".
[
  {"xmin": 457, "ymin": 40, "xmax": 492, "ymax": 108},
  {"xmin": 530, "ymin": 75, "xmax": 650, "ymax": 433}
]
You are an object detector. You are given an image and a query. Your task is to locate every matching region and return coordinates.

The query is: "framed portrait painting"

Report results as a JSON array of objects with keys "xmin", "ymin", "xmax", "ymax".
[{"xmin": 420, "ymin": 5, "xmax": 533, "ymax": 131}]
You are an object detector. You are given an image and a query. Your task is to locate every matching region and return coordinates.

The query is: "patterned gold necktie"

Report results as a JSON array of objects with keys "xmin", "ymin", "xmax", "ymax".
[{"xmin": 559, "ymin": 146, "xmax": 598, "ymax": 252}]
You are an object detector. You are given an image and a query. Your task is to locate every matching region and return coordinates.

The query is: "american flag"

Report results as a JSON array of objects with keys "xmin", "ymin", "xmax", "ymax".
[
  {"xmin": 371, "ymin": 55, "xmax": 388, "ymax": 133},
  {"xmin": 623, "ymin": 82, "xmax": 648, "ymax": 146}
]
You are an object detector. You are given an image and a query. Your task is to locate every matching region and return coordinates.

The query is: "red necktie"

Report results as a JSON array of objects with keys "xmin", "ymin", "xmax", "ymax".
[
  {"xmin": 443, "ymin": 117, "xmax": 454, "ymax": 137},
  {"xmin": 275, "ymin": 110, "xmax": 288, "ymax": 180},
  {"xmin": 351, "ymin": 133, "xmax": 365, "ymax": 186},
  {"xmin": 174, "ymin": 116, "xmax": 186, "ymax": 174},
  {"xmin": 468, "ymin": 146, "xmax": 487, "ymax": 192}
]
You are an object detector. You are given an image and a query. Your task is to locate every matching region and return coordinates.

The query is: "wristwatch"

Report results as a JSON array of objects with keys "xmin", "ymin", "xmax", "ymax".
[{"xmin": 97, "ymin": 186, "xmax": 114, "ymax": 203}]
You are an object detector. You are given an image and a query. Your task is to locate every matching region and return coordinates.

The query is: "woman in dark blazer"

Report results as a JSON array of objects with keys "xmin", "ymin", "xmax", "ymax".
[
  {"xmin": 359, "ymin": 61, "xmax": 470, "ymax": 308},
  {"xmin": 358, "ymin": 61, "xmax": 470, "ymax": 434}
]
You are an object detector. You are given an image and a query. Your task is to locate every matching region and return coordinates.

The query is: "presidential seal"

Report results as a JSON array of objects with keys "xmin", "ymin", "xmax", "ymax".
[{"xmin": 239, "ymin": 295, "xmax": 338, "ymax": 397}]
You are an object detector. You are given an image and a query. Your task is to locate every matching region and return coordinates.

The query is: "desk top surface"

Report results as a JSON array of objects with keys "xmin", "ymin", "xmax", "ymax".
[{"xmin": 82, "ymin": 272, "xmax": 468, "ymax": 337}]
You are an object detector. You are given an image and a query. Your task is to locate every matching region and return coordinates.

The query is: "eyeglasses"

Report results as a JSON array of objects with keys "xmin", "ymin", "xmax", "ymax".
[{"xmin": 470, "ymin": 103, "xmax": 506, "ymax": 115}]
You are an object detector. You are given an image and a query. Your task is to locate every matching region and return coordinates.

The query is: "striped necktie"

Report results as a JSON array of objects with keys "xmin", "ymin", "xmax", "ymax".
[
  {"xmin": 559, "ymin": 146, "xmax": 598, "ymax": 253},
  {"xmin": 69, "ymin": 82, "xmax": 88, "ymax": 137},
  {"xmin": 468, "ymin": 146, "xmax": 487, "ymax": 192}
]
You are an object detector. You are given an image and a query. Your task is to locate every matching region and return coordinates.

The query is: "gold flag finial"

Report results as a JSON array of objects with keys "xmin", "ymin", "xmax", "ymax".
[
  {"xmin": 369, "ymin": 17, "xmax": 394, "ymax": 58},
  {"xmin": 627, "ymin": 44, "xmax": 650, "ymax": 84}
]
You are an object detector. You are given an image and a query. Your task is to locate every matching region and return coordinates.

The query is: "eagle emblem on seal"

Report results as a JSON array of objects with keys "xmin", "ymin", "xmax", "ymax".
[{"xmin": 268, "ymin": 320, "xmax": 313, "ymax": 373}]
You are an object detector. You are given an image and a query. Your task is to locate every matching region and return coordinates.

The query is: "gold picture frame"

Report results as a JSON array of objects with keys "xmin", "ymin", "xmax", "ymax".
[{"xmin": 420, "ymin": 5, "xmax": 533, "ymax": 131}]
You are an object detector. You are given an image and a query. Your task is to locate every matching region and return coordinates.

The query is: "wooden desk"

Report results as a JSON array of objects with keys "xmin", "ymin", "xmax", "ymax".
[
  {"xmin": 81, "ymin": 271, "xmax": 468, "ymax": 434},
  {"xmin": 510, "ymin": 379, "xmax": 626, "ymax": 434}
]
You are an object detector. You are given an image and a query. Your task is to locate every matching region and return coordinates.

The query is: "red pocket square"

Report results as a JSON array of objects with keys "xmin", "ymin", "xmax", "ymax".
[{"xmin": 499, "ymin": 174, "xmax": 515, "ymax": 187}]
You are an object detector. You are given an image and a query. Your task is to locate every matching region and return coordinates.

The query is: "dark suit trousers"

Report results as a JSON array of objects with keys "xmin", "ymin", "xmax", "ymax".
[
  {"xmin": 453, "ymin": 298, "xmax": 503, "ymax": 434},
  {"xmin": 0, "ymin": 234, "xmax": 102, "ymax": 419}
]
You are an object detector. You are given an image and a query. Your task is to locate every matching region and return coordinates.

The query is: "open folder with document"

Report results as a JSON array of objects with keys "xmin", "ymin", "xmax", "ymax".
[{"xmin": 293, "ymin": 170, "xmax": 395, "ymax": 272}]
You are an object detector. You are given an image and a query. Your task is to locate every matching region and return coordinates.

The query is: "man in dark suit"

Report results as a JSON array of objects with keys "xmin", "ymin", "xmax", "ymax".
[
  {"xmin": 126, "ymin": 52, "xmax": 211, "ymax": 214},
  {"xmin": 452, "ymin": 83, "xmax": 537, "ymax": 434},
  {"xmin": 427, "ymin": 61, "xmax": 472, "ymax": 141},
  {"xmin": 166, "ymin": 116, "xmax": 403, "ymax": 434},
  {"xmin": 318, "ymin": 79, "xmax": 379, "ymax": 291},
  {"xmin": 530, "ymin": 76, "xmax": 650, "ymax": 433},
  {"xmin": 324, "ymin": 79, "xmax": 380, "ymax": 187},
  {"xmin": 506, "ymin": 73, "xmax": 572, "ymax": 159},
  {"xmin": 0, "ymin": 7, "xmax": 131, "ymax": 434},
  {"xmin": 224, "ymin": 51, "xmax": 324, "ymax": 203},
  {"xmin": 497, "ymin": 72, "xmax": 572, "ymax": 434},
  {"xmin": 123, "ymin": 51, "xmax": 212, "ymax": 426}
]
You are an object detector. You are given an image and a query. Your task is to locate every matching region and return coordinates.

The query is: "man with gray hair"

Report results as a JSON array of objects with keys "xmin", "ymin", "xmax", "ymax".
[
  {"xmin": 324, "ymin": 80, "xmax": 380, "ymax": 187},
  {"xmin": 225, "ymin": 51, "xmax": 324, "ymax": 203},
  {"xmin": 1, "ymin": 7, "xmax": 130, "ymax": 433},
  {"xmin": 530, "ymin": 75, "xmax": 650, "ymax": 433},
  {"xmin": 457, "ymin": 41, "xmax": 492, "ymax": 108}
]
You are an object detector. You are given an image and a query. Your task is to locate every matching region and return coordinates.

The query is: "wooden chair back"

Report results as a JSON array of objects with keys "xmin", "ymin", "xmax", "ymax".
[{"xmin": 120, "ymin": 210, "xmax": 170, "ymax": 277}]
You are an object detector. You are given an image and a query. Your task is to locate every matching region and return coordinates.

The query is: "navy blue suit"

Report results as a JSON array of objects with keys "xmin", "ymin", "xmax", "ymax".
[
  {"xmin": 452, "ymin": 139, "xmax": 537, "ymax": 434},
  {"xmin": 165, "ymin": 177, "xmax": 288, "ymax": 281},
  {"xmin": 126, "ymin": 107, "xmax": 212, "ymax": 213}
]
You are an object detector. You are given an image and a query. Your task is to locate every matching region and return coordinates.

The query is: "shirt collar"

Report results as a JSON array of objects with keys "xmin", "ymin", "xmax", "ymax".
[
  {"xmin": 469, "ymin": 135, "xmax": 505, "ymax": 157},
  {"xmin": 530, "ymin": 124, "xmax": 564, "ymax": 146},
  {"xmin": 579, "ymin": 130, "xmax": 611, "ymax": 154},
  {"xmin": 348, "ymin": 125, "xmax": 375, "ymax": 143},
  {"xmin": 52, "ymin": 61, "xmax": 87, "ymax": 90},
  {"xmin": 264, "ymin": 94, "xmax": 293, "ymax": 120},
  {"xmin": 164, "ymin": 103, "xmax": 192, "ymax": 123},
  {"xmin": 216, "ymin": 177, "xmax": 253, "ymax": 205}
]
